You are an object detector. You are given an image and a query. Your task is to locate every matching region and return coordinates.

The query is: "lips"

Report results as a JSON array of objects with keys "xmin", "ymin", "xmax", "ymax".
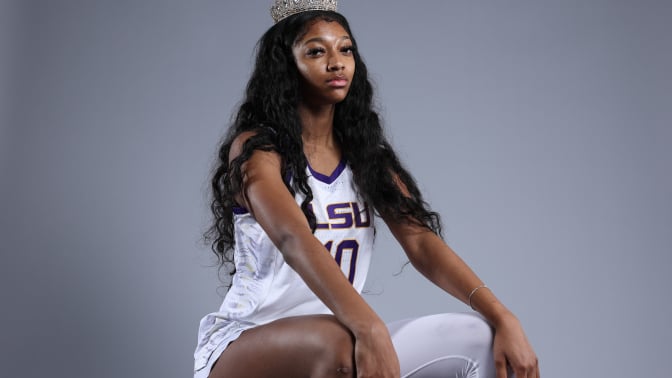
[{"xmin": 327, "ymin": 76, "xmax": 348, "ymax": 87}]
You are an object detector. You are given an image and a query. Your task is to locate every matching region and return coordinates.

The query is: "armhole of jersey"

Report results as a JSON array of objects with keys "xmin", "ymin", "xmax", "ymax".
[{"xmin": 232, "ymin": 206, "xmax": 249, "ymax": 215}]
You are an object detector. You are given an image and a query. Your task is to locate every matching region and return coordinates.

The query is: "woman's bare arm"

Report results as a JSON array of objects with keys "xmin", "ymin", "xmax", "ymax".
[
  {"xmin": 383, "ymin": 220, "xmax": 510, "ymax": 323},
  {"xmin": 383, "ymin": 217, "xmax": 539, "ymax": 378}
]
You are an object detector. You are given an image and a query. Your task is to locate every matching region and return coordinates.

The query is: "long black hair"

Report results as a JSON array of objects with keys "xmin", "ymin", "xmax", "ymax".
[{"xmin": 206, "ymin": 10, "xmax": 441, "ymax": 273}]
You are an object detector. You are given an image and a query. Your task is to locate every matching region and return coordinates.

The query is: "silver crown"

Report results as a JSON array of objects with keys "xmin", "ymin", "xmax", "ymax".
[{"xmin": 270, "ymin": 0, "xmax": 338, "ymax": 23}]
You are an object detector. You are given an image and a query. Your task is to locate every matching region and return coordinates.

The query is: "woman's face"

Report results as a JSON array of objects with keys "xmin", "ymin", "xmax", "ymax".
[{"xmin": 292, "ymin": 19, "xmax": 355, "ymax": 106}]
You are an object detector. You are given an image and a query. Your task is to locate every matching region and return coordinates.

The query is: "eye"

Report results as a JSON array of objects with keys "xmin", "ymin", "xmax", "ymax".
[
  {"xmin": 341, "ymin": 45, "xmax": 355, "ymax": 55},
  {"xmin": 307, "ymin": 47, "xmax": 325, "ymax": 57}
]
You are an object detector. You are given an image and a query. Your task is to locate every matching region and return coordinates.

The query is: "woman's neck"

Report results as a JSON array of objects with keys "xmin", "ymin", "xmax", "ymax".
[
  {"xmin": 298, "ymin": 103, "xmax": 336, "ymax": 147},
  {"xmin": 298, "ymin": 103, "xmax": 341, "ymax": 172}
]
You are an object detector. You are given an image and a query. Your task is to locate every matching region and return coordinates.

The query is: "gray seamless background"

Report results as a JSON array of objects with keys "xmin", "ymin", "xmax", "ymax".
[{"xmin": 1, "ymin": 1, "xmax": 670, "ymax": 377}]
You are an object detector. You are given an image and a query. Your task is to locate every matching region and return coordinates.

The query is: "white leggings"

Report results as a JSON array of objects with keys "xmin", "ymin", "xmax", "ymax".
[{"xmin": 388, "ymin": 312, "xmax": 498, "ymax": 378}]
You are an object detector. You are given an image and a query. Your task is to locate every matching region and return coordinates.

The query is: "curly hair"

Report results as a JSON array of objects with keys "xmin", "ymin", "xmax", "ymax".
[{"xmin": 205, "ymin": 10, "xmax": 442, "ymax": 275}]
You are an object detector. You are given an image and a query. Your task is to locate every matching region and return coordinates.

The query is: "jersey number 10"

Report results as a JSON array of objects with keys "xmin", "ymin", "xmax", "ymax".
[{"xmin": 324, "ymin": 240, "xmax": 359, "ymax": 284}]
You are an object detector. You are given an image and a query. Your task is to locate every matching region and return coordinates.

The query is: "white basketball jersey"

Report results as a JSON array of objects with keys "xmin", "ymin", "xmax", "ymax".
[{"xmin": 194, "ymin": 160, "xmax": 374, "ymax": 372}]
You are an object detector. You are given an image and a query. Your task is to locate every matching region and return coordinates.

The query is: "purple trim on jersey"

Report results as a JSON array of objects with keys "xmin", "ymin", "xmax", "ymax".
[
  {"xmin": 308, "ymin": 159, "xmax": 347, "ymax": 184},
  {"xmin": 232, "ymin": 206, "xmax": 249, "ymax": 215}
]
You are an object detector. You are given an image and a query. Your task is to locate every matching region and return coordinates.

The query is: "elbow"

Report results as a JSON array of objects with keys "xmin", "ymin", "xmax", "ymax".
[
  {"xmin": 408, "ymin": 254, "xmax": 431, "ymax": 276},
  {"xmin": 404, "ymin": 238, "xmax": 435, "ymax": 275},
  {"xmin": 273, "ymin": 231, "xmax": 310, "ymax": 266},
  {"xmin": 274, "ymin": 231, "xmax": 297, "ymax": 255}
]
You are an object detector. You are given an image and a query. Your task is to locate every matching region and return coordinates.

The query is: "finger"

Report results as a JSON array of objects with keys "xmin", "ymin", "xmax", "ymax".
[
  {"xmin": 514, "ymin": 365, "xmax": 531, "ymax": 378},
  {"xmin": 495, "ymin": 358, "xmax": 508, "ymax": 378}
]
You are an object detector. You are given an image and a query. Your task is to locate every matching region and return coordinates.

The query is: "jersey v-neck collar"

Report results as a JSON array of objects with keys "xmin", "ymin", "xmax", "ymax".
[{"xmin": 307, "ymin": 158, "xmax": 346, "ymax": 184}]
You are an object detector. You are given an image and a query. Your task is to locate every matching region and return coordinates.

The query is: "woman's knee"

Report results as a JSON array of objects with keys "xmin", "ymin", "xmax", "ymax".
[
  {"xmin": 308, "ymin": 316, "xmax": 355, "ymax": 377},
  {"xmin": 461, "ymin": 313, "xmax": 494, "ymax": 349},
  {"xmin": 389, "ymin": 313, "xmax": 495, "ymax": 378},
  {"xmin": 390, "ymin": 312, "xmax": 494, "ymax": 353},
  {"xmin": 431, "ymin": 312, "xmax": 494, "ymax": 351},
  {"xmin": 264, "ymin": 315, "xmax": 355, "ymax": 377}
]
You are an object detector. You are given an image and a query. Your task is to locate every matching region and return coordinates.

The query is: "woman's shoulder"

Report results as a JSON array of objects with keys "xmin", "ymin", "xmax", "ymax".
[
  {"xmin": 228, "ymin": 130, "xmax": 259, "ymax": 163},
  {"xmin": 228, "ymin": 129, "xmax": 281, "ymax": 166}
]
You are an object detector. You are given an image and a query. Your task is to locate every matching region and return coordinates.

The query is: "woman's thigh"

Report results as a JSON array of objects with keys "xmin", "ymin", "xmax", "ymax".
[
  {"xmin": 387, "ymin": 313, "xmax": 497, "ymax": 378},
  {"xmin": 208, "ymin": 314, "xmax": 355, "ymax": 378}
]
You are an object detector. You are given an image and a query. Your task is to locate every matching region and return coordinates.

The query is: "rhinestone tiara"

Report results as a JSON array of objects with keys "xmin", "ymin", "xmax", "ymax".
[{"xmin": 270, "ymin": 0, "xmax": 338, "ymax": 24}]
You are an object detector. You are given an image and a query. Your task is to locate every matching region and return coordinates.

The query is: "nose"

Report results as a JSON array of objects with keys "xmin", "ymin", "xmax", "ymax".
[{"xmin": 327, "ymin": 53, "xmax": 345, "ymax": 72}]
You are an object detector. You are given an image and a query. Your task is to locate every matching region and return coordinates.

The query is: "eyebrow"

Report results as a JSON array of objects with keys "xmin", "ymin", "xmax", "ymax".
[{"xmin": 302, "ymin": 35, "xmax": 351, "ymax": 45}]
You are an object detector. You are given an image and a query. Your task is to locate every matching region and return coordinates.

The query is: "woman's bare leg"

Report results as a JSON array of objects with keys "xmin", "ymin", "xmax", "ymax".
[{"xmin": 208, "ymin": 314, "xmax": 355, "ymax": 378}]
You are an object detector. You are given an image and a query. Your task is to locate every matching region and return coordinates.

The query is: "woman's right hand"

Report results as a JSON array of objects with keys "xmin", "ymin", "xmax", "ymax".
[{"xmin": 353, "ymin": 321, "xmax": 400, "ymax": 378}]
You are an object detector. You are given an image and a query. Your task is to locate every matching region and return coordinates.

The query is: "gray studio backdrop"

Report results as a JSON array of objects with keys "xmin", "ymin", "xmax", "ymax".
[{"xmin": 1, "ymin": 1, "xmax": 670, "ymax": 377}]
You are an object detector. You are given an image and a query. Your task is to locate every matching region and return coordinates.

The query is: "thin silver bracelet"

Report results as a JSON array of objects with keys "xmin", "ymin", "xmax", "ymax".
[{"xmin": 468, "ymin": 284, "xmax": 488, "ymax": 310}]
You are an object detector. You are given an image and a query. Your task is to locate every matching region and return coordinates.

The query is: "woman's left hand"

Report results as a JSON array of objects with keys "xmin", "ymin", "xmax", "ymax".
[{"xmin": 492, "ymin": 313, "xmax": 540, "ymax": 378}]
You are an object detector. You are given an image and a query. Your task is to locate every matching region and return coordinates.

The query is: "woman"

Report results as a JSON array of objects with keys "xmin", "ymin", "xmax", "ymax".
[{"xmin": 195, "ymin": 3, "xmax": 539, "ymax": 378}]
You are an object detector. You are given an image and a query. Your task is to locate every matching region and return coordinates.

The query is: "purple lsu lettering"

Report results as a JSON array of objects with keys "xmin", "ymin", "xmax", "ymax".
[
  {"xmin": 310, "ymin": 202, "xmax": 371, "ymax": 230},
  {"xmin": 309, "ymin": 202, "xmax": 369, "ymax": 284}
]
